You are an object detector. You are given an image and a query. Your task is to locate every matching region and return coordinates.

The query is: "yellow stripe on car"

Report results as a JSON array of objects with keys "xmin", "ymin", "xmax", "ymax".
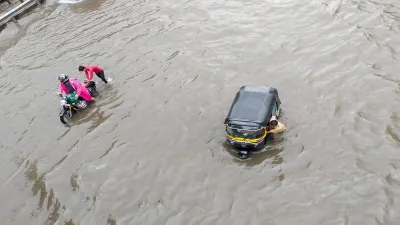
[{"xmin": 227, "ymin": 128, "xmax": 267, "ymax": 143}]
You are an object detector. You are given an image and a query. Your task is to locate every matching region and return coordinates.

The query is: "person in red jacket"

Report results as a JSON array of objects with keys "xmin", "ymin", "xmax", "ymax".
[{"xmin": 78, "ymin": 65, "xmax": 108, "ymax": 86}]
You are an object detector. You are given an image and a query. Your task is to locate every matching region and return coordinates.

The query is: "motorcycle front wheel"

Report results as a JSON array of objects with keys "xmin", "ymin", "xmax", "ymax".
[{"xmin": 60, "ymin": 110, "xmax": 73, "ymax": 124}]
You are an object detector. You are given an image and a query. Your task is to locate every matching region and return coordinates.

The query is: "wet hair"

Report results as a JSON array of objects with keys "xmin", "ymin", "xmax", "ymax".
[
  {"xmin": 270, "ymin": 120, "xmax": 278, "ymax": 126},
  {"xmin": 78, "ymin": 66, "xmax": 85, "ymax": 71}
]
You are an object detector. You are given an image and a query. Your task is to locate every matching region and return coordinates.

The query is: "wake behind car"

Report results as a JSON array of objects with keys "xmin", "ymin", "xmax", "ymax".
[{"xmin": 224, "ymin": 85, "xmax": 281, "ymax": 156}]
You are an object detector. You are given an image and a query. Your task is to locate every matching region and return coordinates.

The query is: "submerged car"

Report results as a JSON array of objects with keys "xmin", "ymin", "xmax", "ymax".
[{"xmin": 224, "ymin": 85, "xmax": 281, "ymax": 151}]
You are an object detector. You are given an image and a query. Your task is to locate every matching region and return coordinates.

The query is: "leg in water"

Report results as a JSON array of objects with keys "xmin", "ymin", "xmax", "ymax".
[{"xmin": 96, "ymin": 70, "xmax": 109, "ymax": 83}]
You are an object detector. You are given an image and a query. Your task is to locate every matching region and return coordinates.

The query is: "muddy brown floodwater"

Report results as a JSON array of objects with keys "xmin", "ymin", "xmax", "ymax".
[{"xmin": 1, "ymin": 0, "xmax": 400, "ymax": 224}]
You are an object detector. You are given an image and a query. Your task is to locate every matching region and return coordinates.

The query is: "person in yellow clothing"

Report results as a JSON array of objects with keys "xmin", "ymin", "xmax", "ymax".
[{"xmin": 267, "ymin": 116, "xmax": 286, "ymax": 134}]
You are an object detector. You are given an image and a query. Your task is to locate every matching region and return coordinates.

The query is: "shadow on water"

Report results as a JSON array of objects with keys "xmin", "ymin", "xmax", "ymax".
[
  {"xmin": 22, "ymin": 158, "xmax": 115, "ymax": 224},
  {"xmin": 222, "ymin": 133, "xmax": 287, "ymax": 167},
  {"xmin": 24, "ymin": 159, "xmax": 77, "ymax": 225}
]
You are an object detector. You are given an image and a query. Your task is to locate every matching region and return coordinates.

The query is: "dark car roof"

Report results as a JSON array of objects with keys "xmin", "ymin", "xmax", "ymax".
[{"xmin": 225, "ymin": 85, "xmax": 280, "ymax": 127}]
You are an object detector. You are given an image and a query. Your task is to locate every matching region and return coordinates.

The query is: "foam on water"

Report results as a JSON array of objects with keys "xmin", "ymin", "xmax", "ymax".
[{"xmin": 57, "ymin": 0, "xmax": 86, "ymax": 4}]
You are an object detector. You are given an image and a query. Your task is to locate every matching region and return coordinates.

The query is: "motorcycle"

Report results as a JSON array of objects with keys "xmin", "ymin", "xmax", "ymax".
[{"xmin": 59, "ymin": 81, "xmax": 97, "ymax": 124}]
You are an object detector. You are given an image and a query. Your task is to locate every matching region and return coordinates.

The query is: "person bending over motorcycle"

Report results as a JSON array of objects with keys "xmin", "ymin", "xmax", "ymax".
[
  {"xmin": 56, "ymin": 74, "xmax": 96, "ymax": 102},
  {"xmin": 78, "ymin": 65, "xmax": 108, "ymax": 87}
]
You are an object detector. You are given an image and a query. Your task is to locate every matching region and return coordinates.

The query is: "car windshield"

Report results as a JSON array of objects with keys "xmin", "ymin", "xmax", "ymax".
[{"xmin": 226, "ymin": 126, "xmax": 265, "ymax": 139}]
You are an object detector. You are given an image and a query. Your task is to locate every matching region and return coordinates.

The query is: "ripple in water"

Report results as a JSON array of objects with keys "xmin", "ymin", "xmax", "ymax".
[{"xmin": 2, "ymin": 0, "xmax": 400, "ymax": 224}]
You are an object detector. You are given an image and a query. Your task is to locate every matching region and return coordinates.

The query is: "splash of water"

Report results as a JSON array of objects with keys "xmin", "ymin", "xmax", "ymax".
[{"xmin": 57, "ymin": 0, "xmax": 86, "ymax": 4}]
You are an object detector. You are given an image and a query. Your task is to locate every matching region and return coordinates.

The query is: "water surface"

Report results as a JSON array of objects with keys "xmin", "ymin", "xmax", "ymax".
[{"xmin": 1, "ymin": 0, "xmax": 400, "ymax": 224}]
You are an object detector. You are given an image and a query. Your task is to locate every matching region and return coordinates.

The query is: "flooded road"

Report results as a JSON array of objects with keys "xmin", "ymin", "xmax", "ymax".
[{"xmin": 1, "ymin": 0, "xmax": 400, "ymax": 224}]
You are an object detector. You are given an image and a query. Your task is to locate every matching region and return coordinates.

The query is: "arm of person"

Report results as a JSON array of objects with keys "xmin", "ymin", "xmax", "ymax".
[
  {"xmin": 83, "ymin": 80, "xmax": 90, "ymax": 87},
  {"xmin": 85, "ymin": 68, "xmax": 94, "ymax": 81},
  {"xmin": 57, "ymin": 85, "xmax": 63, "ymax": 96}
]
